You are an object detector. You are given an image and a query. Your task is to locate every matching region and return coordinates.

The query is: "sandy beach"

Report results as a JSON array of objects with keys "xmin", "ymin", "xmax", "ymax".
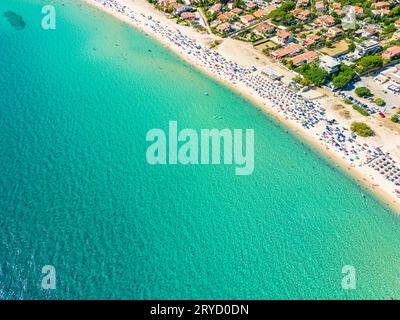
[{"xmin": 82, "ymin": 0, "xmax": 400, "ymax": 213}]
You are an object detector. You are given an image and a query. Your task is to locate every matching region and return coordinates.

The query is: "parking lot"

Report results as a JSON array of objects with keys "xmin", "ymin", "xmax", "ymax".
[
  {"xmin": 358, "ymin": 75, "xmax": 399, "ymax": 110},
  {"xmin": 339, "ymin": 88, "xmax": 382, "ymax": 115}
]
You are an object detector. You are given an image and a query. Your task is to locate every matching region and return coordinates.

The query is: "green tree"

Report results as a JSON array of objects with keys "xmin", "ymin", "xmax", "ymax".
[
  {"xmin": 343, "ymin": 98, "xmax": 352, "ymax": 104},
  {"xmin": 355, "ymin": 87, "xmax": 372, "ymax": 97},
  {"xmin": 389, "ymin": 5, "xmax": 400, "ymax": 17},
  {"xmin": 232, "ymin": 0, "xmax": 245, "ymax": 8},
  {"xmin": 280, "ymin": 1, "xmax": 296, "ymax": 12},
  {"xmin": 383, "ymin": 24, "xmax": 396, "ymax": 35},
  {"xmin": 297, "ymin": 63, "xmax": 329, "ymax": 87},
  {"xmin": 332, "ymin": 74, "xmax": 351, "ymax": 89},
  {"xmin": 332, "ymin": 64, "xmax": 357, "ymax": 89},
  {"xmin": 268, "ymin": 9, "xmax": 286, "ymax": 22},
  {"xmin": 268, "ymin": 1, "xmax": 295, "ymax": 23}
]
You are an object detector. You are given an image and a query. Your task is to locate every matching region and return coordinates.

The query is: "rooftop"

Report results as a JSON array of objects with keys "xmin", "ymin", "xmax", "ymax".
[
  {"xmin": 319, "ymin": 55, "xmax": 340, "ymax": 68},
  {"xmin": 271, "ymin": 43, "xmax": 303, "ymax": 59},
  {"xmin": 383, "ymin": 46, "xmax": 400, "ymax": 59},
  {"xmin": 289, "ymin": 51, "xmax": 319, "ymax": 66}
]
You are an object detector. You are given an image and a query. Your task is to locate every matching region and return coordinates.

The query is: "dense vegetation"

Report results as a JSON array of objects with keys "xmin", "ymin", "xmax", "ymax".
[
  {"xmin": 296, "ymin": 63, "xmax": 329, "ymax": 87},
  {"xmin": 268, "ymin": 1, "xmax": 296, "ymax": 25},
  {"xmin": 332, "ymin": 64, "xmax": 357, "ymax": 89},
  {"xmin": 357, "ymin": 55, "xmax": 383, "ymax": 72}
]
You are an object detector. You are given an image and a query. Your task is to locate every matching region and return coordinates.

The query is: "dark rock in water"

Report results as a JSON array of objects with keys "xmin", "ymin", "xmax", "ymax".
[{"xmin": 3, "ymin": 11, "xmax": 26, "ymax": 30}]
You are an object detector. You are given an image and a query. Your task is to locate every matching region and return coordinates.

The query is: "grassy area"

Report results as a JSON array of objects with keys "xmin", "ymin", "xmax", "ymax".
[
  {"xmin": 254, "ymin": 41, "xmax": 278, "ymax": 52},
  {"xmin": 319, "ymin": 40, "xmax": 349, "ymax": 58}
]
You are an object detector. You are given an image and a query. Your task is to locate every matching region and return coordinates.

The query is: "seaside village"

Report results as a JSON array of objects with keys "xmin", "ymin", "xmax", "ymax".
[{"xmin": 96, "ymin": 0, "xmax": 400, "ymax": 200}]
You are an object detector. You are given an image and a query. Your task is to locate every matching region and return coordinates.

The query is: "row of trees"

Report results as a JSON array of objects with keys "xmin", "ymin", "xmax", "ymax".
[{"xmin": 357, "ymin": 55, "xmax": 383, "ymax": 73}]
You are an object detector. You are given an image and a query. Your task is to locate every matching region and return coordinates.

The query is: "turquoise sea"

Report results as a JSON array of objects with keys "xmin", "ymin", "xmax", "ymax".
[{"xmin": 1, "ymin": 0, "xmax": 400, "ymax": 299}]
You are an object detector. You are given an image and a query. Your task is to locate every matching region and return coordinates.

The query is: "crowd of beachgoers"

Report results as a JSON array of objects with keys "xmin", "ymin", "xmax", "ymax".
[
  {"xmin": 96, "ymin": 0, "xmax": 251, "ymax": 82},
  {"xmin": 243, "ymin": 73, "xmax": 325, "ymax": 129},
  {"xmin": 91, "ymin": 0, "xmax": 400, "ymax": 199},
  {"xmin": 244, "ymin": 73, "xmax": 400, "ymax": 189}
]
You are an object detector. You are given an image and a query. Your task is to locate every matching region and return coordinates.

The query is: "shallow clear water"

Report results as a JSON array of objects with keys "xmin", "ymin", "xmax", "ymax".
[{"xmin": 1, "ymin": 0, "xmax": 400, "ymax": 299}]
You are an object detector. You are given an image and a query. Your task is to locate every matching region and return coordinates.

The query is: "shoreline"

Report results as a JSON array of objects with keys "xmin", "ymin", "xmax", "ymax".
[{"xmin": 82, "ymin": 0, "xmax": 400, "ymax": 214}]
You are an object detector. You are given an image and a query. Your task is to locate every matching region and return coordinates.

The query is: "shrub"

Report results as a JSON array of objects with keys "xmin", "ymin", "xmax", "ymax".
[
  {"xmin": 355, "ymin": 87, "xmax": 372, "ymax": 98},
  {"xmin": 374, "ymin": 98, "xmax": 385, "ymax": 106},
  {"xmin": 351, "ymin": 122, "xmax": 374, "ymax": 137},
  {"xmin": 352, "ymin": 104, "xmax": 369, "ymax": 116}
]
